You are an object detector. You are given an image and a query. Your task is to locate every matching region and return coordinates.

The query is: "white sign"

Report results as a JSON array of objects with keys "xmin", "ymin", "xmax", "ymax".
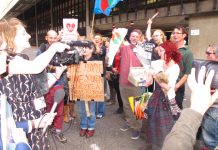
[
  {"xmin": 62, "ymin": 18, "xmax": 78, "ymax": 42},
  {"xmin": 191, "ymin": 29, "xmax": 200, "ymax": 36}
]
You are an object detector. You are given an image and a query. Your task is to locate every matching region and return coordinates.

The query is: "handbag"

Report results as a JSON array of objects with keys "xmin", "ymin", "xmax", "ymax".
[
  {"xmin": 128, "ymin": 67, "xmax": 147, "ymax": 87},
  {"xmin": 127, "ymin": 50, "xmax": 149, "ymax": 86},
  {"xmin": 128, "ymin": 90, "xmax": 152, "ymax": 120}
]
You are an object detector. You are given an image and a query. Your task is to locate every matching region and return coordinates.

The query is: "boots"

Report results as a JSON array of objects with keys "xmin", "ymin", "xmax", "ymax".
[
  {"xmin": 63, "ymin": 105, "xmax": 69, "ymax": 123},
  {"xmin": 69, "ymin": 102, "xmax": 76, "ymax": 118}
]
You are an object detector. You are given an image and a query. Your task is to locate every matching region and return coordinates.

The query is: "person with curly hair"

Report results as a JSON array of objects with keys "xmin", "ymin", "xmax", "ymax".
[{"xmin": 145, "ymin": 41, "xmax": 182, "ymax": 149}]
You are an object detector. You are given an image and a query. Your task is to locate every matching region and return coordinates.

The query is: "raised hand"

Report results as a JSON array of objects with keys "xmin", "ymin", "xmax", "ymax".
[{"xmin": 188, "ymin": 66, "xmax": 218, "ymax": 115}]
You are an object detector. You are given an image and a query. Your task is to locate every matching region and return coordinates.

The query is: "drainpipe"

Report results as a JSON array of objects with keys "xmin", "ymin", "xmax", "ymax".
[
  {"xmin": 35, "ymin": 0, "xmax": 38, "ymax": 47},
  {"xmin": 86, "ymin": 0, "xmax": 91, "ymax": 38}
]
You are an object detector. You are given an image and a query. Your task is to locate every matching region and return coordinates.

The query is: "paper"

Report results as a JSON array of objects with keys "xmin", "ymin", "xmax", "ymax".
[
  {"xmin": 107, "ymin": 28, "xmax": 128, "ymax": 66},
  {"xmin": 150, "ymin": 60, "xmax": 164, "ymax": 74},
  {"xmin": 62, "ymin": 18, "xmax": 78, "ymax": 42}
]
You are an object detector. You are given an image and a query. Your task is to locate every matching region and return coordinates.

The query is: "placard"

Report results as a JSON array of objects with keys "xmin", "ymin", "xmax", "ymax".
[
  {"xmin": 68, "ymin": 61, "xmax": 104, "ymax": 101},
  {"xmin": 62, "ymin": 18, "xmax": 78, "ymax": 42}
]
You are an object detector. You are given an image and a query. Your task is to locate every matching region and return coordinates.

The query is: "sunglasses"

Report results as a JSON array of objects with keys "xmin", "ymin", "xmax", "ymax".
[{"xmin": 205, "ymin": 51, "xmax": 215, "ymax": 55}]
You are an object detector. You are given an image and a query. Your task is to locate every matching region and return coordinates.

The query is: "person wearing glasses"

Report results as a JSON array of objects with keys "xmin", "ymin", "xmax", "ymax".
[
  {"xmin": 199, "ymin": 44, "xmax": 218, "ymax": 149},
  {"xmin": 171, "ymin": 26, "xmax": 194, "ymax": 109},
  {"xmin": 145, "ymin": 18, "xmax": 167, "ymax": 95},
  {"xmin": 146, "ymin": 18, "xmax": 167, "ymax": 61},
  {"xmin": 205, "ymin": 44, "xmax": 218, "ymax": 61}
]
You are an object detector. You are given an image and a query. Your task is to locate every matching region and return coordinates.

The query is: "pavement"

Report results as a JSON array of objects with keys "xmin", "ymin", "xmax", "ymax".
[
  {"xmin": 22, "ymin": 47, "xmax": 146, "ymax": 150},
  {"xmin": 22, "ymin": 47, "xmax": 191, "ymax": 150},
  {"xmin": 48, "ymin": 104, "xmax": 146, "ymax": 150}
]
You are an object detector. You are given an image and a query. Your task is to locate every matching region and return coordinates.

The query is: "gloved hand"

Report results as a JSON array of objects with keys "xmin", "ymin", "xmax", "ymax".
[
  {"xmin": 188, "ymin": 66, "xmax": 218, "ymax": 115},
  {"xmin": 33, "ymin": 113, "xmax": 57, "ymax": 129}
]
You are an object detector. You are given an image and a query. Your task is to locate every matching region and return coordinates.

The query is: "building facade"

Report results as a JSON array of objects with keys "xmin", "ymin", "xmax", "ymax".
[{"xmin": 2, "ymin": 0, "xmax": 218, "ymax": 59}]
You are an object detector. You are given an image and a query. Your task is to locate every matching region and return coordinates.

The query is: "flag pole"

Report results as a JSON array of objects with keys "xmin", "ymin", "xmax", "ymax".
[{"xmin": 91, "ymin": 13, "xmax": 95, "ymax": 37}]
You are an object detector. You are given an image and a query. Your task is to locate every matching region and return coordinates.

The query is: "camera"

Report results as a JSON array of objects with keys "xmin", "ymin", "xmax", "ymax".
[
  {"xmin": 49, "ymin": 40, "xmax": 94, "ymax": 66},
  {"xmin": 192, "ymin": 59, "xmax": 218, "ymax": 89},
  {"xmin": 49, "ymin": 47, "xmax": 80, "ymax": 66}
]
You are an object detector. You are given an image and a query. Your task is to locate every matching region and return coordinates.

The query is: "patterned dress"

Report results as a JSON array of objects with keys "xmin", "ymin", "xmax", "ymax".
[
  {"xmin": 0, "ymin": 74, "xmax": 49, "ymax": 150},
  {"xmin": 145, "ymin": 82, "xmax": 175, "ymax": 147},
  {"xmin": 145, "ymin": 62, "xmax": 180, "ymax": 148}
]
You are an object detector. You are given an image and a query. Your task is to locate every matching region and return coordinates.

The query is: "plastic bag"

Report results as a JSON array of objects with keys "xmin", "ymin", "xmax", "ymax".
[{"xmin": 128, "ymin": 92, "xmax": 152, "ymax": 119}]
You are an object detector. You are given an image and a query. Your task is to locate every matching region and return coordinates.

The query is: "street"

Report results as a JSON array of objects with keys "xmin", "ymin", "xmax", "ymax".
[
  {"xmin": 22, "ymin": 47, "xmax": 191, "ymax": 150},
  {"xmin": 49, "ymin": 103, "xmax": 146, "ymax": 150}
]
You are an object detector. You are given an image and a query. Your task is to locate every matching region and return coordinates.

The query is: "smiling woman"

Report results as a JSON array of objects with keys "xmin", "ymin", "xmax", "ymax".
[{"xmin": 0, "ymin": 17, "xmax": 70, "ymax": 150}]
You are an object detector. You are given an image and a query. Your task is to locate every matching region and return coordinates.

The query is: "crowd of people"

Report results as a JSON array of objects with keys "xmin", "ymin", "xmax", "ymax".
[{"xmin": 0, "ymin": 16, "xmax": 218, "ymax": 150}]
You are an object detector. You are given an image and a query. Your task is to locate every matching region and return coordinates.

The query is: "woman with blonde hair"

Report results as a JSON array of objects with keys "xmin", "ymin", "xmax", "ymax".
[
  {"xmin": 0, "ymin": 18, "xmax": 69, "ymax": 149},
  {"xmin": 146, "ymin": 18, "xmax": 166, "ymax": 60}
]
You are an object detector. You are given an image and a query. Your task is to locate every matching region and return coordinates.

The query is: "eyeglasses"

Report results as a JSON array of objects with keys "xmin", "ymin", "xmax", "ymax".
[
  {"xmin": 205, "ymin": 51, "xmax": 215, "ymax": 55},
  {"xmin": 152, "ymin": 35, "xmax": 161, "ymax": 38},
  {"xmin": 172, "ymin": 32, "xmax": 183, "ymax": 35}
]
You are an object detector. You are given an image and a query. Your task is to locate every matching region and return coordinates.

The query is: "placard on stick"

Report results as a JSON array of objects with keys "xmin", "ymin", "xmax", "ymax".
[
  {"xmin": 68, "ymin": 61, "xmax": 104, "ymax": 102},
  {"xmin": 62, "ymin": 18, "xmax": 78, "ymax": 42}
]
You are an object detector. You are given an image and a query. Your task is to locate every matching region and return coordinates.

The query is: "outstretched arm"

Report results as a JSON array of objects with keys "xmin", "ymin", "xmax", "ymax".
[
  {"xmin": 8, "ymin": 42, "xmax": 70, "ymax": 74},
  {"xmin": 162, "ymin": 66, "xmax": 218, "ymax": 150}
]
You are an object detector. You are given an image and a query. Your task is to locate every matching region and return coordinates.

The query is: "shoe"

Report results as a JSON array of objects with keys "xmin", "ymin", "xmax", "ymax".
[
  {"xmin": 106, "ymin": 100, "xmax": 115, "ymax": 106},
  {"xmin": 54, "ymin": 132, "xmax": 67, "ymax": 143},
  {"xmin": 96, "ymin": 114, "xmax": 104, "ymax": 119},
  {"xmin": 79, "ymin": 129, "xmax": 87, "ymax": 137},
  {"xmin": 86, "ymin": 129, "xmax": 95, "ymax": 138},
  {"xmin": 120, "ymin": 124, "xmax": 130, "ymax": 131},
  {"xmin": 114, "ymin": 108, "xmax": 123, "ymax": 114},
  {"xmin": 105, "ymin": 99, "xmax": 111, "ymax": 102},
  {"xmin": 131, "ymin": 130, "xmax": 140, "ymax": 140}
]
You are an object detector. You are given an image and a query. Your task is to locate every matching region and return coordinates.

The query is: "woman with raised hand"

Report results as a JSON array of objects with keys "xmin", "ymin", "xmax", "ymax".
[{"xmin": 0, "ymin": 18, "xmax": 69, "ymax": 150}]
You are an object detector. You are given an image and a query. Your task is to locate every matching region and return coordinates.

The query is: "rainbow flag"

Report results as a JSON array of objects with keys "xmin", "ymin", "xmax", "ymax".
[
  {"xmin": 94, "ymin": 0, "xmax": 122, "ymax": 16},
  {"xmin": 107, "ymin": 28, "xmax": 128, "ymax": 65}
]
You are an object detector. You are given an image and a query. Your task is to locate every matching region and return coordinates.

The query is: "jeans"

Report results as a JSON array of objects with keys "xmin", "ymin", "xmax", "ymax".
[
  {"xmin": 96, "ymin": 102, "xmax": 105, "ymax": 116},
  {"xmin": 201, "ymin": 107, "xmax": 218, "ymax": 149},
  {"xmin": 77, "ymin": 101, "xmax": 96, "ymax": 130},
  {"xmin": 15, "ymin": 142, "xmax": 31, "ymax": 150}
]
